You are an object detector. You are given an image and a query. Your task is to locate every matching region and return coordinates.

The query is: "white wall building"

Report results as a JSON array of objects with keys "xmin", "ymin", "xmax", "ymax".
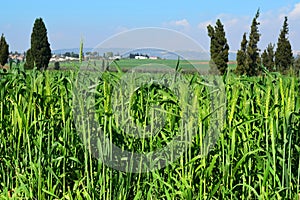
[{"xmin": 135, "ymin": 55, "xmax": 148, "ymax": 59}]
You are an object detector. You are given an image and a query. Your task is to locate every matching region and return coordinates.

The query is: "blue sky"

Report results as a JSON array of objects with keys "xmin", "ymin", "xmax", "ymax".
[{"xmin": 1, "ymin": 0, "xmax": 300, "ymax": 52}]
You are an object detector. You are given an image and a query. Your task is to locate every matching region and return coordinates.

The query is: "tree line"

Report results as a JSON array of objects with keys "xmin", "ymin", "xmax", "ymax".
[
  {"xmin": 129, "ymin": 53, "xmax": 149, "ymax": 59},
  {"xmin": 208, "ymin": 9, "xmax": 298, "ymax": 76},
  {"xmin": 0, "ymin": 12, "xmax": 299, "ymax": 74}
]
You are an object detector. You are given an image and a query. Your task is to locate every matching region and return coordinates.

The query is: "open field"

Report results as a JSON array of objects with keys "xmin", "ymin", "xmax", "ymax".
[
  {"xmin": 0, "ymin": 66, "xmax": 299, "ymax": 199},
  {"xmin": 111, "ymin": 59, "xmax": 210, "ymax": 69},
  {"xmin": 46, "ymin": 59, "xmax": 237, "ymax": 74}
]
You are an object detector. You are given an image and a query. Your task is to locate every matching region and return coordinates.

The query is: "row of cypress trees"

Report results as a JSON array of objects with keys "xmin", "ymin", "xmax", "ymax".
[
  {"xmin": 0, "ymin": 12, "xmax": 297, "ymax": 74},
  {"xmin": 208, "ymin": 9, "xmax": 296, "ymax": 76},
  {"xmin": 0, "ymin": 18, "xmax": 51, "ymax": 70}
]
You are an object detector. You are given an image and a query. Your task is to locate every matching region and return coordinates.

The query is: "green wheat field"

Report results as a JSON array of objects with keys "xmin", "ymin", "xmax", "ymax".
[{"xmin": 0, "ymin": 62, "xmax": 299, "ymax": 199}]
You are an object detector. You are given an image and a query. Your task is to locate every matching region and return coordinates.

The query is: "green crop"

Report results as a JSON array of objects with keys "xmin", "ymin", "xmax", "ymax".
[{"xmin": 0, "ymin": 66, "xmax": 299, "ymax": 199}]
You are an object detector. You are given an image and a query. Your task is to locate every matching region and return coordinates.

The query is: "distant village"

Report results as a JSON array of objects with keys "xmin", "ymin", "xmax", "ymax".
[
  {"xmin": 7, "ymin": 51, "xmax": 161, "ymax": 65},
  {"xmin": 7, "ymin": 51, "xmax": 81, "ymax": 65},
  {"xmin": 80, "ymin": 52, "xmax": 161, "ymax": 61}
]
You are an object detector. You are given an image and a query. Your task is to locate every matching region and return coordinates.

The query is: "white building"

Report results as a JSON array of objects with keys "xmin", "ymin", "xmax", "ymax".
[{"xmin": 135, "ymin": 55, "xmax": 148, "ymax": 60}]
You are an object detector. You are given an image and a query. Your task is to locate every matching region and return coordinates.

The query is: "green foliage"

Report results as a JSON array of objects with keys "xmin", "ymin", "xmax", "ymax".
[
  {"xmin": 26, "ymin": 18, "xmax": 51, "ymax": 70},
  {"xmin": 207, "ymin": 19, "xmax": 229, "ymax": 75},
  {"xmin": 63, "ymin": 52, "xmax": 79, "ymax": 58},
  {"xmin": 0, "ymin": 33, "xmax": 9, "ymax": 66},
  {"xmin": 293, "ymin": 55, "xmax": 300, "ymax": 75},
  {"xmin": 246, "ymin": 9, "xmax": 261, "ymax": 76},
  {"xmin": 24, "ymin": 48, "xmax": 34, "ymax": 69},
  {"xmin": 261, "ymin": 43, "xmax": 275, "ymax": 72},
  {"xmin": 0, "ymin": 69, "xmax": 299, "ymax": 199},
  {"xmin": 236, "ymin": 10, "xmax": 261, "ymax": 76},
  {"xmin": 54, "ymin": 61, "xmax": 60, "ymax": 70},
  {"xmin": 275, "ymin": 16, "xmax": 294, "ymax": 73},
  {"xmin": 235, "ymin": 33, "xmax": 247, "ymax": 75},
  {"xmin": 79, "ymin": 38, "xmax": 84, "ymax": 63}
]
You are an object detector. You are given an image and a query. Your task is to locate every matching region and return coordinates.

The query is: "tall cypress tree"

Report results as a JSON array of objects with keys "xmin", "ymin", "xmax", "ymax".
[
  {"xmin": 261, "ymin": 43, "xmax": 275, "ymax": 72},
  {"xmin": 246, "ymin": 9, "xmax": 261, "ymax": 76},
  {"xmin": 26, "ymin": 18, "xmax": 51, "ymax": 70},
  {"xmin": 275, "ymin": 16, "xmax": 293, "ymax": 73},
  {"xmin": 0, "ymin": 34, "xmax": 9, "ymax": 66},
  {"xmin": 235, "ymin": 33, "xmax": 247, "ymax": 75},
  {"xmin": 207, "ymin": 19, "xmax": 229, "ymax": 75}
]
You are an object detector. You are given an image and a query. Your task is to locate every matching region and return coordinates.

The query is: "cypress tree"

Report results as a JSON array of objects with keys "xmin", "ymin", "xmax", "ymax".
[
  {"xmin": 79, "ymin": 38, "xmax": 84, "ymax": 63},
  {"xmin": 207, "ymin": 19, "xmax": 229, "ymax": 75},
  {"xmin": 26, "ymin": 18, "xmax": 51, "ymax": 70},
  {"xmin": 0, "ymin": 34, "xmax": 9, "ymax": 66},
  {"xmin": 246, "ymin": 9, "xmax": 261, "ymax": 76},
  {"xmin": 235, "ymin": 33, "xmax": 247, "ymax": 75},
  {"xmin": 275, "ymin": 16, "xmax": 293, "ymax": 73},
  {"xmin": 261, "ymin": 43, "xmax": 275, "ymax": 72},
  {"xmin": 24, "ymin": 48, "xmax": 34, "ymax": 69}
]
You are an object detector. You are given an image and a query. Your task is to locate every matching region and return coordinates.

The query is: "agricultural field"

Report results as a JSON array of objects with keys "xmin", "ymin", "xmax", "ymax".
[
  {"xmin": 0, "ymin": 63, "xmax": 299, "ymax": 199},
  {"xmin": 47, "ymin": 59, "xmax": 237, "ymax": 73},
  {"xmin": 111, "ymin": 59, "xmax": 210, "ymax": 70}
]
